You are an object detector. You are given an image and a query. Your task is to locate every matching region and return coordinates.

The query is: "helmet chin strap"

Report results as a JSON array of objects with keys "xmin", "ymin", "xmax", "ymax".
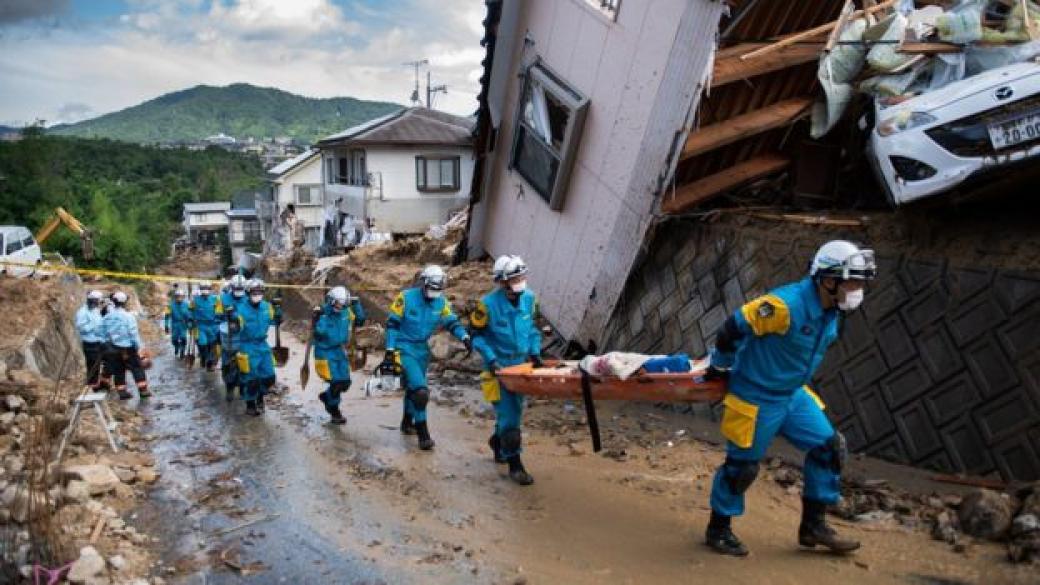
[{"xmin": 821, "ymin": 278, "xmax": 841, "ymax": 309}]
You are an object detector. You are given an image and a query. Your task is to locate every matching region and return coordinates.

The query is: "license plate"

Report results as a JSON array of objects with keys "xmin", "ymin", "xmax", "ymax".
[{"xmin": 988, "ymin": 112, "xmax": 1040, "ymax": 150}]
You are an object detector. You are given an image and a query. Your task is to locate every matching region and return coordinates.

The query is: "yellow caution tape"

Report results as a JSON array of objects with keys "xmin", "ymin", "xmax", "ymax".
[{"xmin": 0, "ymin": 259, "xmax": 392, "ymax": 292}]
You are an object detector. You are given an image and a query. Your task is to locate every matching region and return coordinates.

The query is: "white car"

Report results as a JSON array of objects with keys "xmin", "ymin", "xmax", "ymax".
[
  {"xmin": 868, "ymin": 61, "xmax": 1040, "ymax": 205},
  {"xmin": 0, "ymin": 226, "xmax": 42, "ymax": 277}
]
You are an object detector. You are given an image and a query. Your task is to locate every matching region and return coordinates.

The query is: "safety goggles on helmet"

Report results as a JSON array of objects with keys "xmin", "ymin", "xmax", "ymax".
[
  {"xmin": 493, "ymin": 255, "xmax": 528, "ymax": 282},
  {"xmin": 814, "ymin": 249, "xmax": 877, "ymax": 281}
]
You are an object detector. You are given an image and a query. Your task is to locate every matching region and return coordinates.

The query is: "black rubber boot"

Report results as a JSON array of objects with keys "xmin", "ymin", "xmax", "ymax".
[
  {"xmin": 117, "ymin": 390, "xmax": 132, "ymax": 401},
  {"xmin": 226, "ymin": 386, "xmax": 235, "ymax": 402},
  {"xmin": 400, "ymin": 412, "xmax": 416, "ymax": 435},
  {"xmin": 256, "ymin": 393, "xmax": 265, "ymax": 412},
  {"xmin": 798, "ymin": 498, "xmax": 860, "ymax": 553},
  {"xmin": 415, "ymin": 421, "xmax": 435, "ymax": 450},
  {"xmin": 245, "ymin": 400, "xmax": 260, "ymax": 416},
  {"xmin": 489, "ymin": 434, "xmax": 506, "ymax": 464},
  {"xmin": 329, "ymin": 406, "xmax": 346, "ymax": 425},
  {"xmin": 507, "ymin": 456, "xmax": 534, "ymax": 486},
  {"xmin": 705, "ymin": 511, "xmax": 749, "ymax": 557}
]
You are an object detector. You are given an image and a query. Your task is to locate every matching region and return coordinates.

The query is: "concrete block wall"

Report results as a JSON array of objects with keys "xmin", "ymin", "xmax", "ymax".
[{"xmin": 604, "ymin": 217, "xmax": 1040, "ymax": 482}]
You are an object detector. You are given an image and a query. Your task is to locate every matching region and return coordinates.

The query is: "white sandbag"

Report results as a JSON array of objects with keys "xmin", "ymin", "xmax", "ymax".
[{"xmin": 812, "ymin": 18, "xmax": 868, "ymax": 138}]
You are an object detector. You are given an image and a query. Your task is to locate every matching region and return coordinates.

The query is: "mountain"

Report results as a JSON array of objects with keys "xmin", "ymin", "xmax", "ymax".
[{"xmin": 51, "ymin": 83, "xmax": 403, "ymax": 144}]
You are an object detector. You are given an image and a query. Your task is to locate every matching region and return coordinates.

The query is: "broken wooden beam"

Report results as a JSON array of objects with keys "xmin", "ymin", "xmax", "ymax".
[
  {"xmin": 662, "ymin": 154, "xmax": 791, "ymax": 214},
  {"xmin": 739, "ymin": 0, "xmax": 898, "ymax": 61},
  {"xmin": 712, "ymin": 43, "xmax": 823, "ymax": 87},
  {"xmin": 681, "ymin": 97, "xmax": 812, "ymax": 161},
  {"xmin": 897, "ymin": 42, "xmax": 962, "ymax": 54}
]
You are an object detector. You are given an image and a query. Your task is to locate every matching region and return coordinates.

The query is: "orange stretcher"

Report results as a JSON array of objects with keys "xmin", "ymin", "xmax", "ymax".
[{"xmin": 496, "ymin": 362, "xmax": 725, "ymax": 403}]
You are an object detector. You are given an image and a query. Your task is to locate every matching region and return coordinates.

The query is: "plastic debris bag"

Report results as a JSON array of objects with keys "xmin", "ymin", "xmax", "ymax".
[
  {"xmin": 966, "ymin": 40, "xmax": 1040, "ymax": 75},
  {"xmin": 936, "ymin": 0, "xmax": 984, "ymax": 44},
  {"xmin": 868, "ymin": 13, "xmax": 916, "ymax": 72},
  {"xmin": 928, "ymin": 52, "xmax": 967, "ymax": 91},
  {"xmin": 812, "ymin": 18, "xmax": 868, "ymax": 138},
  {"xmin": 859, "ymin": 61, "xmax": 929, "ymax": 97}
]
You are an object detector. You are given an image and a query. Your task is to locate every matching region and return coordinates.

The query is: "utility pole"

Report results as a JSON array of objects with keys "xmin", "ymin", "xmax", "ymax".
[
  {"xmin": 403, "ymin": 59, "xmax": 428, "ymax": 106},
  {"xmin": 426, "ymin": 70, "xmax": 447, "ymax": 110}
]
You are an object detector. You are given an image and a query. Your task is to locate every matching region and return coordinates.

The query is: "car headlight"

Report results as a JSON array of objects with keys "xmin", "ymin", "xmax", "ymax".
[{"xmin": 876, "ymin": 112, "xmax": 938, "ymax": 137}]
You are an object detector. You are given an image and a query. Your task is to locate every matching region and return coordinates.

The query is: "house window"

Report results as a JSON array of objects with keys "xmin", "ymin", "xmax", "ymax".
[
  {"xmin": 334, "ymin": 149, "xmax": 368, "ymax": 186},
  {"xmin": 416, "ymin": 156, "xmax": 461, "ymax": 192},
  {"xmin": 295, "ymin": 184, "xmax": 321, "ymax": 206},
  {"xmin": 326, "ymin": 158, "xmax": 336, "ymax": 184},
  {"xmin": 582, "ymin": 0, "xmax": 621, "ymax": 21},
  {"xmin": 510, "ymin": 60, "xmax": 589, "ymax": 210}
]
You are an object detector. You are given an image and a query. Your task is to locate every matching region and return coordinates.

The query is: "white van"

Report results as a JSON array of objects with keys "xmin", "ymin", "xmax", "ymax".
[{"xmin": 0, "ymin": 226, "xmax": 43, "ymax": 277}]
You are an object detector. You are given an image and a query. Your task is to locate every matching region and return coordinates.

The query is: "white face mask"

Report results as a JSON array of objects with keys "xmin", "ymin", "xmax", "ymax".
[
  {"xmin": 200, "ymin": 290, "xmax": 210, "ymax": 297},
  {"xmin": 233, "ymin": 290, "xmax": 244, "ymax": 298},
  {"xmin": 425, "ymin": 289, "xmax": 443, "ymax": 299},
  {"xmin": 249, "ymin": 294, "xmax": 263, "ymax": 304},
  {"xmin": 509, "ymin": 281, "xmax": 527, "ymax": 294},
  {"xmin": 838, "ymin": 288, "xmax": 864, "ymax": 311}
]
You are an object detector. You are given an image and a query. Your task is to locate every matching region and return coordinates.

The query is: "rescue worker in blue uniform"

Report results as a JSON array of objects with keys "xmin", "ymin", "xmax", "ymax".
[
  {"xmin": 219, "ymin": 275, "xmax": 248, "ymax": 400},
  {"xmin": 233, "ymin": 279, "xmax": 281, "ymax": 416},
  {"xmin": 164, "ymin": 288, "xmax": 191, "ymax": 360},
  {"xmin": 470, "ymin": 255, "xmax": 542, "ymax": 485},
  {"xmin": 379, "ymin": 265, "xmax": 472, "ymax": 450},
  {"xmin": 190, "ymin": 282, "xmax": 223, "ymax": 371},
  {"xmin": 704, "ymin": 240, "xmax": 876, "ymax": 556},
  {"xmin": 312, "ymin": 286, "xmax": 365, "ymax": 425},
  {"xmin": 75, "ymin": 290, "xmax": 107, "ymax": 389},
  {"xmin": 101, "ymin": 290, "xmax": 150, "ymax": 400}
]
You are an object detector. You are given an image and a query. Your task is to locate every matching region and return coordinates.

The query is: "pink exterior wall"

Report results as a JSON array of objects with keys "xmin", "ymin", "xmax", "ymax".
[{"xmin": 471, "ymin": 0, "xmax": 724, "ymax": 344}]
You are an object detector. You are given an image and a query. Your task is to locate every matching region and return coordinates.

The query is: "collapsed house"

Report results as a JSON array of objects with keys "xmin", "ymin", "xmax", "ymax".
[{"xmin": 467, "ymin": 0, "xmax": 1040, "ymax": 482}]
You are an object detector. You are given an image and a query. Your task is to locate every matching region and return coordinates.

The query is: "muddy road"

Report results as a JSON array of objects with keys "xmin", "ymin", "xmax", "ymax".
[{"xmin": 133, "ymin": 330, "xmax": 1036, "ymax": 584}]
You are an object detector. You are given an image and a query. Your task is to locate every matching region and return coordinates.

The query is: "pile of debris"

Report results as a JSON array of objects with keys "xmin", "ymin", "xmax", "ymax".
[
  {"xmin": 811, "ymin": 0, "xmax": 1040, "ymax": 136},
  {"xmin": 0, "ymin": 366, "xmax": 163, "ymax": 584},
  {"xmin": 763, "ymin": 456, "xmax": 1039, "ymax": 564}
]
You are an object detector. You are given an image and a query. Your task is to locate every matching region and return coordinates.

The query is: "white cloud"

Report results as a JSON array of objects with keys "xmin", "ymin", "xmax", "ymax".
[{"xmin": 0, "ymin": 0, "xmax": 485, "ymax": 126}]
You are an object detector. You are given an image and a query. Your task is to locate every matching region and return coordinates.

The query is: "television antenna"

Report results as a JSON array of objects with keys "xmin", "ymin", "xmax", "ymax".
[
  {"xmin": 403, "ymin": 59, "xmax": 428, "ymax": 106},
  {"xmin": 426, "ymin": 70, "xmax": 447, "ymax": 109}
]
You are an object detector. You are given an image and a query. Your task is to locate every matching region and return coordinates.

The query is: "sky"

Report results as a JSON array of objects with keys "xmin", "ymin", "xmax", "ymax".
[{"xmin": 0, "ymin": 0, "xmax": 486, "ymax": 127}]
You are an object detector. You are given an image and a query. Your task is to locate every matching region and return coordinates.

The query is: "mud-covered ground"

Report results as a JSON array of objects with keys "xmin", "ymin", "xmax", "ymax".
[{"xmin": 131, "ymin": 325, "xmax": 1037, "ymax": 585}]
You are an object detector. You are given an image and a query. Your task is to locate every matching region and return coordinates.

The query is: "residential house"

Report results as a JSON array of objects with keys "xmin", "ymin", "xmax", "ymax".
[
  {"xmin": 469, "ymin": 0, "xmax": 1040, "ymax": 482},
  {"xmin": 226, "ymin": 208, "xmax": 261, "ymax": 264},
  {"xmin": 316, "ymin": 107, "xmax": 474, "ymax": 235},
  {"xmin": 261, "ymin": 148, "xmax": 325, "ymax": 253},
  {"xmin": 182, "ymin": 202, "xmax": 231, "ymax": 246}
]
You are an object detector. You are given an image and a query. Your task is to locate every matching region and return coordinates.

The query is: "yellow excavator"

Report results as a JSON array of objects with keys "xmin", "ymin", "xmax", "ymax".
[{"xmin": 36, "ymin": 207, "xmax": 94, "ymax": 260}]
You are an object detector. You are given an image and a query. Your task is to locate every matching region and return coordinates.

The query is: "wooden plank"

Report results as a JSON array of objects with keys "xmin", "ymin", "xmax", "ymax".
[
  {"xmin": 662, "ymin": 154, "xmax": 791, "ymax": 213},
  {"xmin": 682, "ymin": 97, "xmax": 812, "ymax": 160},
  {"xmin": 898, "ymin": 42, "xmax": 962, "ymax": 55},
  {"xmin": 712, "ymin": 43, "xmax": 823, "ymax": 87},
  {"xmin": 739, "ymin": 0, "xmax": 897, "ymax": 61}
]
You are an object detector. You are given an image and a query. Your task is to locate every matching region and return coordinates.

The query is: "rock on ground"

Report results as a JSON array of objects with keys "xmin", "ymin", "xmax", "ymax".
[
  {"xmin": 958, "ymin": 489, "xmax": 1015, "ymax": 540},
  {"xmin": 68, "ymin": 546, "xmax": 106, "ymax": 583},
  {"xmin": 63, "ymin": 464, "xmax": 121, "ymax": 496}
]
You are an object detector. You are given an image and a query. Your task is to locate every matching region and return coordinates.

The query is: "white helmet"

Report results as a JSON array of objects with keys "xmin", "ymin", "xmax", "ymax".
[
  {"xmin": 493, "ymin": 255, "xmax": 528, "ymax": 282},
  {"xmin": 420, "ymin": 265, "xmax": 447, "ymax": 291},
  {"xmin": 87, "ymin": 290, "xmax": 104, "ymax": 301},
  {"xmin": 112, "ymin": 291, "xmax": 129, "ymax": 304},
  {"xmin": 230, "ymin": 275, "xmax": 247, "ymax": 289},
  {"xmin": 327, "ymin": 286, "xmax": 350, "ymax": 305},
  {"xmin": 246, "ymin": 279, "xmax": 265, "ymax": 294},
  {"xmin": 810, "ymin": 240, "xmax": 877, "ymax": 281}
]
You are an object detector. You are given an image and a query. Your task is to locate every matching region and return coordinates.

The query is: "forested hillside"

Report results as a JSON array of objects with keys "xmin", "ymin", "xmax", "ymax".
[
  {"xmin": 51, "ymin": 83, "xmax": 402, "ymax": 144},
  {"xmin": 0, "ymin": 129, "xmax": 263, "ymax": 271}
]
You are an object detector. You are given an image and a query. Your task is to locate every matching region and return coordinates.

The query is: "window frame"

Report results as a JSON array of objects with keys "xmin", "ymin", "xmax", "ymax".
[
  {"xmin": 509, "ymin": 59, "xmax": 590, "ymax": 211},
  {"xmin": 415, "ymin": 155, "xmax": 462, "ymax": 193},
  {"xmin": 294, "ymin": 183, "xmax": 322, "ymax": 206}
]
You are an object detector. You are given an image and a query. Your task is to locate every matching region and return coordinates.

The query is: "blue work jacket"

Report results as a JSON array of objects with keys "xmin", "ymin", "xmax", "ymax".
[
  {"xmin": 470, "ymin": 288, "xmax": 542, "ymax": 368},
  {"xmin": 386, "ymin": 287, "xmax": 467, "ymax": 349}
]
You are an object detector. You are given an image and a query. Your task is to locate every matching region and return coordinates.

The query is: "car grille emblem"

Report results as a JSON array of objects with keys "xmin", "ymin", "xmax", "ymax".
[{"xmin": 995, "ymin": 86, "xmax": 1014, "ymax": 100}]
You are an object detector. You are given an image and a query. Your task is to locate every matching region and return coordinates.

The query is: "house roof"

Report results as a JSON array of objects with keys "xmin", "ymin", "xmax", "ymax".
[
  {"xmin": 184, "ymin": 202, "xmax": 231, "ymax": 213},
  {"xmin": 664, "ymin": 0, "xmax": 844, "ymax": 213},
  {"xmin": 317, "ymin": 107, "xmax": 474, "ymax": 148},
  {"xmin": 267, "ymin": 148, "xmax": 319, "ymax": 177}
]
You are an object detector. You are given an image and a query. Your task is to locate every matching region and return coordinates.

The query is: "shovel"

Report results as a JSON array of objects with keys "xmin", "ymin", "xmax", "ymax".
[
  {"xmin": 186, "ymin": 329, "xmax": 196, "ymax": 369},
  {"xmin": 272, "ymin": 321, "xmax": 289, "ymax": 368},
  {"xmin": 299, "ymin": 330, "xmax": 314, "ymax": 391}
]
